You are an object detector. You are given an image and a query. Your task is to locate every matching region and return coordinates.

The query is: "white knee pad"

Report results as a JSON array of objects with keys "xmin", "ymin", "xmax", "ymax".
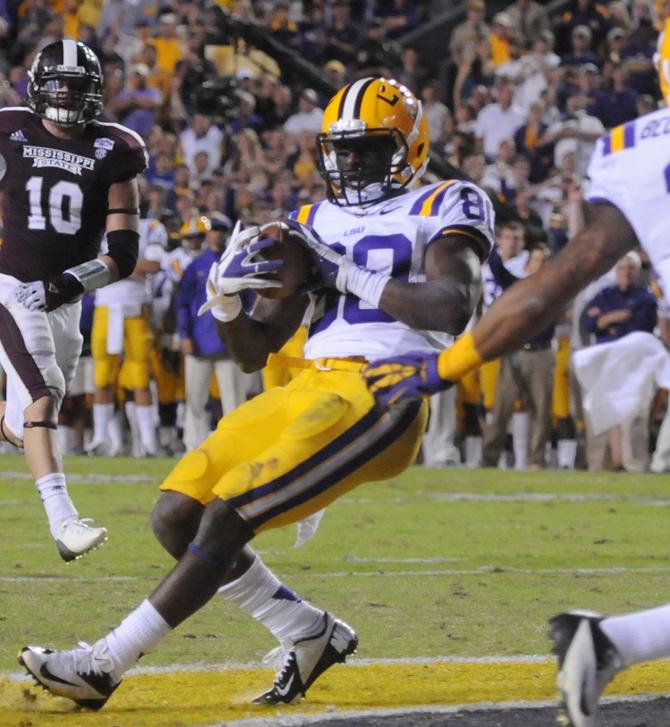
[{"xmin": 43, "ymin": 363, "xmax": 66, "ymax": 410}]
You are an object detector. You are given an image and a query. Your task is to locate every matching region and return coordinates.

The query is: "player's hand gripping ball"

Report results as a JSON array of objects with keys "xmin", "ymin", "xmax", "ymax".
[{"xmin": 254, "ymin": 222, "xmax": 314, "ymax": 299}]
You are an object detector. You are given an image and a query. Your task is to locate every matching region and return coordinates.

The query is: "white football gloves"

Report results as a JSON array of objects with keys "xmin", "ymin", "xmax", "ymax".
[{"xmin": 198, "ymin": 221, "xmax": 283, "ymax": 322}]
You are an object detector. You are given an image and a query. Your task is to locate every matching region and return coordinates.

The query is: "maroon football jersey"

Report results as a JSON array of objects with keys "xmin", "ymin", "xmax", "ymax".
[{"xmin": 0, "ymin": 107, "xmax": 147, "ymax": 281}]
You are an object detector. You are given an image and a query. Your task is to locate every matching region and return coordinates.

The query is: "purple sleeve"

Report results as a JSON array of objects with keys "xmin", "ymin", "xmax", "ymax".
[{"xmin": 580, "ymin": 291, "xmax": 604, "ymax": 334}]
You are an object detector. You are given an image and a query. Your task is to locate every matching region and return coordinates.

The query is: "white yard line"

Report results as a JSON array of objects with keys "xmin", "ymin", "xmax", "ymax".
[
  {"xmin": 0, "ymin": 470, "xmax": 154, "ymax": 484},
  {"xmin": 4, "ymin": 564, "xmax": 670, "ymax": 584}
]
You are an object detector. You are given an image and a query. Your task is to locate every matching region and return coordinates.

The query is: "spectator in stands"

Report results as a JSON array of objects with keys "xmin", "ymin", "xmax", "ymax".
[
  {"xmin": 504, "ymin": 0, "xmax": 551, "ymax": 47},
  {"xmin": 421, "ymin": 80, "xmax": 451, "ymax": 148},
  {"xmin": 605, "ymin": 25, "xmax": 627, "ymax": 65},
  {"xmin": 110, "ymin": 64, "xmax": 163, "ymax": 138},
  {"xmin": 451, "ymin": 0, "xmax": 489, "ymax": 63},
  {"xmin": 300, "ymin": 3, "xmax": 328, "ymax": 65},
  {"xmin": 376, "ymin": 0, "xmax": 421, "ymax": 40},
  {"xmin": 283, "ymin": 88, "xmax": 324, "ymax": 136},
  {"xmin": 489, "ymin": 12, "xmax": 514, "ymax": 67},
  {"xmin": 326, "ymin": 0, "xmax": 361, "ymax": 66},
  {"xmin": 474, "ymin": 77, "xmax": 526, "ymax": 160},
  {"xmin": 619, "ymin": 10, "xmax": 659, "ymax": 97},
  {"xmin": 581, "ymin": 252, "xmax": 658, "ymax": 472},
  {"xmin": 153, "ymin": 12, "xmax": 183, "ymax": 74},
  {"xmin": 178, "ymin": 113, "xmax": 225, "ymax": 176},
  {"xmin": 514, "ymin": 100, "xmax": 553, "ymax": 183},
  {"xmin": 268, "ymin": 2, "xmax": 300, "ymax": 51},
  {"xmin": 481, "ymin": 137, "xmax": 516, "ymax": 198},
  {"xmin": 560, "ymin": 24, "xmax": 601, "ymax": 70},
  {"xmin": 323, "ymin": 59, "xmax": 347, "ymax": 92},
  {"xmin": 599, "ymin": 63, "xmax": 639, "ymax": 127},
  {"xmin": 538, "ymin": 92, "xmax": 605, "ymax": 177},
  {"xmin": 356, "ymin": 18, "xmax": 403, "ymax": 77},
  {"xmin": 555, "ymin": 0, "xmax": 610, "ymax": 56},
  {"xmin": 398, "ymin": 46, "xmax": 426, "ymax": 93},
  {"xmin": 229, "ymin": 90, "xmax": 263, "ymax": 135}
]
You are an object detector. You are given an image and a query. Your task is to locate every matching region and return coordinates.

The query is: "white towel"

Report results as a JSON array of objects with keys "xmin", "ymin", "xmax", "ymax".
[
  {"xmin": 106, "ymin": 303, "xmax": 142, "ymax": 355},
  {"xmin": 573, "ymin": 332, "xmax": 670, "ymax": 435}
]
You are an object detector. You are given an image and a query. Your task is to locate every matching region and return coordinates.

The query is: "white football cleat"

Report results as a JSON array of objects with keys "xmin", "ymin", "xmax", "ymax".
[
  {"xmin": 56, "ymin": 518, "xmax": 108, "ymax": 562},
  {"xmin": 549, "ymin": 610, "xmax": 622, "ymax": 727},
  {"xmin": 18, "ymin": 641, "xmax": 121, "ymax": 710},
  {"xmin": 253, "ymin": 612, "xmax": 358, "ymax": 704}
]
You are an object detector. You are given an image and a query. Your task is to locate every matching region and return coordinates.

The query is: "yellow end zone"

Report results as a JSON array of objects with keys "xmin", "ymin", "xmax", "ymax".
[{"xmin": 2, "ymin": 660, "xmax": 670, "ymax": 727}]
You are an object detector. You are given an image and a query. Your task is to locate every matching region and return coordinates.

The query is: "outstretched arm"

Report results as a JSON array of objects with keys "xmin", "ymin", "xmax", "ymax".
[
  {"xmin": 464, "ymin": 203, "xmax": 636, "ymax": 366},
  {"xmin": 365, "ymin": 203, "xmax": 639, "ymax": 403}
]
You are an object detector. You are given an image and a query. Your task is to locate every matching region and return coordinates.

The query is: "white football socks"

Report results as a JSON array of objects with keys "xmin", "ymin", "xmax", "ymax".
[
  {"xmin": 218, "ymin": 555, "xmax": 323, "ymax": 643},
  {"xmin": 600, "ymin": 604, "xmax": 670, "ymax": 667},
  {"xmin": 101, "ymin": 599, "xmax": 171, "ymax": 676},
  {"xmin": 92, "ymin": 403, "xmax": 113, "ymax": 445},
  {"xmin": 464, "ymin": 436, "xmax": 482, "ymax": 467},
  {"xmin": 135, "ymin": 404, "xmax": 158, "ymax": 455},
  {"xmin": 557, "ymin": 439, "xmax": 577, "ymax": 469},
  {"xmin": 35, "ymin": 473, "xmax": 78, "ymax": 539},
  {"xmin": 512, "ymin": 411, "xmax": 529, "ymax": 470}
]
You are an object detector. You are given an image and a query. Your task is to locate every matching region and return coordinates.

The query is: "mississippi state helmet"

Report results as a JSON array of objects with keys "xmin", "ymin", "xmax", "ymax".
[
  {"xmin": 27, "ymin": 39, "xmax": 103, "ymax": 126},
  {"xmin": 317, "ymin": 77, "xmax": 429, "ymax": 207}
]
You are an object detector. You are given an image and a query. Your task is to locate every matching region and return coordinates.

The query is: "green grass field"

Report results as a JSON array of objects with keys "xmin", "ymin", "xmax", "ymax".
[{"xmin": 2, "ymin": 454, "xmax": 670, "ymax": 676}]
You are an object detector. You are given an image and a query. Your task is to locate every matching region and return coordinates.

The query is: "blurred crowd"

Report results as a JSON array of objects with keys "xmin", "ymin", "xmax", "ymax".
[{"xmin": 0, "ymin": 0, "xmax": 669, "ymax": 471}]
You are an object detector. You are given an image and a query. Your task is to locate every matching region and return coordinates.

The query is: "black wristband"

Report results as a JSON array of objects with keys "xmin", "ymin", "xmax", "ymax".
[{"xmin": 44, "ymin": 272, "xmax": 85, "ymax": 311}]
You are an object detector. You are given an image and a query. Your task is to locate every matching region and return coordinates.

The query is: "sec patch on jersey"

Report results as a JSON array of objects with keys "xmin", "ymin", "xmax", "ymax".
[{"xmin": 256, "ymin": 222, "xmax": 313, "ymax": 299}]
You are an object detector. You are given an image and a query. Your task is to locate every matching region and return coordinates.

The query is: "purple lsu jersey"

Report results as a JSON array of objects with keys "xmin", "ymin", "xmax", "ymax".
[{"xmin": 0, "ymin": 108, "xmax": 147, "ymax": 281}]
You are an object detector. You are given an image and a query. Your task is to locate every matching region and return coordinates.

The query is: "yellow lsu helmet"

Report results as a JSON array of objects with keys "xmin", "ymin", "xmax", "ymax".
[
  {"xmin": 317, "ymin": 77, "xmax": 429, "ymax": 207},
  {"xmin": 180, "ymin": 215, "xmax": 211, "ymax": 238}
]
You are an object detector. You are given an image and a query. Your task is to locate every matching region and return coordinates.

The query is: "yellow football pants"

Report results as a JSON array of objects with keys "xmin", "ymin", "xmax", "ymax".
[{"xmin": 161, "ymin": 357, "xmax": 427, "ymax": 534}]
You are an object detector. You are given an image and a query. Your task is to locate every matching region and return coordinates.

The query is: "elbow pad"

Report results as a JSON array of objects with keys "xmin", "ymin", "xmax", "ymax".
[{"xmin": 106, "ymin": 229, "xmax": 139, "ymax": 279}]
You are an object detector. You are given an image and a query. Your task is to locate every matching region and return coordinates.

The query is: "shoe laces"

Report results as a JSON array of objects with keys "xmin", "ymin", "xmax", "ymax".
[
  {"xmin": 68, "ymin": 641, "xmax": 115, "ymax": 677},
  {"xmin": 262, "ymin": 643, "xmax": 296, "ymax": 683},
  {"xmin": 62, "ymin": 518, "xmax": 96, "ymax": 534}
]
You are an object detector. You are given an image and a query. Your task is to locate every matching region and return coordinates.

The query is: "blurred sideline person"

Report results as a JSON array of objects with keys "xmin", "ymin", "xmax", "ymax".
[
  {"xmin": 20, "ymin": 77, "xmax": 493, "ymax": 710},
  {"xmin": 482, "ymin": 243, "xmax": 555, "ymax": 469},
  {"xmin": 0, "ymin": 40, "xmax": 145, "ymax": 560},
  {"xmin": 580, "ymin": 251, "xmax": 657, "ymax": 472},
  {"xmin": 364, "ymin": 91, "xmax": 670, "ymax": 727},
  {"xmin": 150, "ymin": 215, "xmax": 208, "ymax": 455},
  {"xmin": 176, "ymin": 212, "xmax": 253, "ymax": 450},
  {"xmin": 88, "ymin": 216, "xmax": 167, "ymax": 456},
  {"xmin": 58, "ymin": 292, "xmax": 95, "ymax": 455}
]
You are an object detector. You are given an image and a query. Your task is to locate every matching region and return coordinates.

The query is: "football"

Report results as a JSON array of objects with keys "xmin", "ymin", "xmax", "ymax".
[{"xmin": 255, "ymin": 222, "xmax": 313, "ymax": 299}]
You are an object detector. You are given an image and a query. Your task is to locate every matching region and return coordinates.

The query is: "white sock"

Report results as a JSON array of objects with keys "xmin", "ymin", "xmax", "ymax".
[
  {"xmin": 159, "ymin": 425, "xmax": 174, "ymax": 447},
  {"xmin": 35, "ymin": 473, "xmax": 78, "ymax": 539},
  {"xmin": 600, "ymin": 604, "xmax": 670, "ymax": 666},
  {"xmin": 57, "ymin": 425, "xmax": 75, "ymax": 454},
  {"xmin": 557, "ymin": 439, "xmax": 577, "ymax": 469},
  {"xmin": 135, "ymin": 404, "xmax": 158, "ymax": 455},
  {"xmin": 512, "ymin": 412, "xmax": 529, "ymax": 470},
  {"xmin": 125, "ymin": 401, "xmax": 140, "ymax": 456},
  {"xmin": 218, "ymin": 556, "xmax": 323, "ymax": 643},
  {"xmin": 102, "ymin": 599, "xmax": 171, "ymax": 676},
  {"xmin": 464, "ymin": 436, "xmax": 481, "ymax": 467},
  {"xmin": 108, "ymin": 412, "xmax": 123, "ymax": 454},
  {"xmin": 92, "ymin": 403, "xmax": 113, "ymax": 443}
]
